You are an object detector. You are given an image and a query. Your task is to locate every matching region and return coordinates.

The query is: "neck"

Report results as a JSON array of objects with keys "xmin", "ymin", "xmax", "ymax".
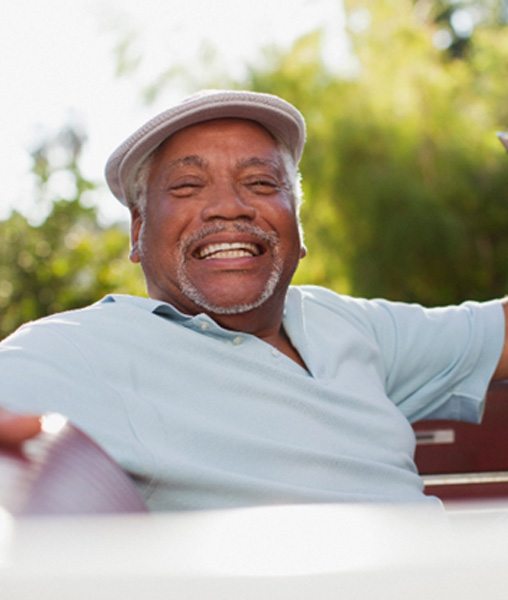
[
  {"xmin": 209, "ymin": 297, "xmax": 308, "ymax": 372},
  {"xmin": 210, "ymin": 302, "xmax": 284, "ymax": 337},
  {"xmin": 150, "ymin": 286, "xmax": 308, "ymax": 370}
]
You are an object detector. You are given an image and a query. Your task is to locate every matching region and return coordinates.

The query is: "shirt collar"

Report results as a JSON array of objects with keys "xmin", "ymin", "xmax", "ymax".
[
  {"xmin": 101, "ymin": 294, "xmax": 190, "ymax": 321},
  {"xmin": 101, "ymin": 288, "xmax": 303, "ymax": 328}
]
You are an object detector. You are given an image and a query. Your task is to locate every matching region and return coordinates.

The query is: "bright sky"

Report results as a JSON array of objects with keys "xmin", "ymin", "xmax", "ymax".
[{"xmin": 0, "ymin": 0, "xmax": 349, "ymax": 225}]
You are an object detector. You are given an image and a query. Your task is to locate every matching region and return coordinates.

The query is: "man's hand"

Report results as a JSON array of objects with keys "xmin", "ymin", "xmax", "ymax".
[{"xmin": 0, "ymin": 408, "xmax": 41, "ymax": 447}]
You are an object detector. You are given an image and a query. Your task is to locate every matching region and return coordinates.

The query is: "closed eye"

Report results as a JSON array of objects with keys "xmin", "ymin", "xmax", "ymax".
[
  {"xmin": 168, "ymin": 182, "xmax": 204, "ymax": 197},
  {"xmin": 246, "ymin": 179, "xmax": 280, "ymax": 194}
]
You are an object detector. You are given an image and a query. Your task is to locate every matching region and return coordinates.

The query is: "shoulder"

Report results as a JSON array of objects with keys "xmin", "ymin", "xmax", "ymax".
[
  {"xmin": 289, "ymin": 284, "xmax": 363, "ymax": 307},
  {"xmin": 0, "ymin": 295, "xmax": 150, "ymax": 347},
  {"xmin": 288, "ymin": 284, "xmax": 388, "ymax": 327},
  {"xmin": 287, "ymin": 285, "xmax": 467, "ymax": 345}
]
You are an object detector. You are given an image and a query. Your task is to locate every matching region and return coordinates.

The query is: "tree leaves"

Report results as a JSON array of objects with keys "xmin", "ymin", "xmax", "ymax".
[{"xmin": 0, "ymin": 130, "xmax": 144, "ymax": 340}]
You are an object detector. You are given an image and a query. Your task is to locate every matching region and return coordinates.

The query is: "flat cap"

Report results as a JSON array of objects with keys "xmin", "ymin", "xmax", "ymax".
[{"xmin": 105, "ymin": 89, "xmax": 307, "ymax": 206}]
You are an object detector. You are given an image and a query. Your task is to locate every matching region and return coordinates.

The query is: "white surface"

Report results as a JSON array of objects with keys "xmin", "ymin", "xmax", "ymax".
[{"xmin": 2, "ymin": 502, "xmax": 508, "ymax": 599}]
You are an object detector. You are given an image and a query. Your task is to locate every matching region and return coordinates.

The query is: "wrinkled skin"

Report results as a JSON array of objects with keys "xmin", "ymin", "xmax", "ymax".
[{"xmin": 130, "ymin": 118, "xmax": 306, "ymax": 358}]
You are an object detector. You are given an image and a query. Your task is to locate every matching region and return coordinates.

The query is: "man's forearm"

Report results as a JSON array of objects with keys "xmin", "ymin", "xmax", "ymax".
[{"xmin": 492, "ymin": 301, "xmax": 508, "ymax": 381}]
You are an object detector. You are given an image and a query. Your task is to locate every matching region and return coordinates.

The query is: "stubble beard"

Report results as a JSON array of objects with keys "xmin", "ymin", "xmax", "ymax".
[{"xmin": 176, "ymin": 222, "xmax": 283, "ymax": 315}]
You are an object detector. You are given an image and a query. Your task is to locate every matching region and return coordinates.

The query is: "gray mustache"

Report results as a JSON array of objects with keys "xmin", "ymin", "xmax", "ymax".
[{"xmin": 179, "ymin": 222, "xmax": 279, "ymax": 253}]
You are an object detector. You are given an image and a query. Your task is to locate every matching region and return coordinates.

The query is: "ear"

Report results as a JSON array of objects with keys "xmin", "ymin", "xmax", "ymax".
[{"xmin": 129, "ymin": 208, "xmax": 143, "ymax": 263}]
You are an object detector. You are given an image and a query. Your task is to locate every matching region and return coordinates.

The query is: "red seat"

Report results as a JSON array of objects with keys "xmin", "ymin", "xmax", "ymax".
[{"xmin": 413, "ymin": 381, "xmax": 508, "ymax": 501}]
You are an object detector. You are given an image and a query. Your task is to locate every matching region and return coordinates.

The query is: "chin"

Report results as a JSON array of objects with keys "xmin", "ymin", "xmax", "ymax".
[
  {"xmin": 180, "ymin": 266, "xmax": 284, "ymax": 317},
  {"xmin": 191, "ymin": 293, "xmax": 273, "ymax": 316}
]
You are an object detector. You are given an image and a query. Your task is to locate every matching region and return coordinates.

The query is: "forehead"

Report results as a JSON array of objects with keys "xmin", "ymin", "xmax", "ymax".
[{"xmin": 152, "ymin": 118, "xmax": 281, "ymax": 163}]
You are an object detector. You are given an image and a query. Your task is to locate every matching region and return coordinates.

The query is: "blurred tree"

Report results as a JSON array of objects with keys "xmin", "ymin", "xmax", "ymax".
[
  {"xmin": 413, "ymin": 0, "xmax": 508, "ymax": 58},
  {"xmin": 239, "ymin": 0, "xmax": 508, "ymax": 305},
  {"xmin": 0, "ymin": 127, "xmax": 145, "ymax": 340},
  {"xmin": 3, "ymin": 0, "xmax": 508, "ymax": 341}
]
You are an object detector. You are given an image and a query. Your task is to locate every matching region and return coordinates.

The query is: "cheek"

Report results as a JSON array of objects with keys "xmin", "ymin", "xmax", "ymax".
[
  {"xmin": 274, "ymin": 208, "xmax": 302, "ymax": 247},
  {"xmin": 258, "ymin": 195, "xmax": 297, "ymax": 227},
  {"xmin": 146, "ymin": 198, "xmax": 201, "ymax": 241},
  {"xmin": 140, "ymin": 204, "xmax": 178, "ymax": 250}
]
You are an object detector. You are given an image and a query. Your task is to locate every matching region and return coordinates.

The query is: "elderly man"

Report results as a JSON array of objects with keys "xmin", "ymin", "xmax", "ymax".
[{"xmin": 1, "ymin": 90, "xmax": 508, "ymax": 510}]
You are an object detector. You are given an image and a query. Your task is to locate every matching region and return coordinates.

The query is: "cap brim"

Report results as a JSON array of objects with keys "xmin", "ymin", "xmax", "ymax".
[{"xmin": 105, "ymin": 90, "xmax": 306, "ymax": 205}]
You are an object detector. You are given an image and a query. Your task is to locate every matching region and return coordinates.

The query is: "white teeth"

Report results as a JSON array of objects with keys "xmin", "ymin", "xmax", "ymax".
[
  {"xmin": 197, "ymin": 242, "xmax": 260, "ymax": 259},
  {"xmin": 208, "ymin": 250, "xmax": 252, "ymax": 259}
]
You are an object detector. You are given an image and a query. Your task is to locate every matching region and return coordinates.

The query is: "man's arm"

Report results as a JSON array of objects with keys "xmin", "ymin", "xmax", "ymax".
[
  {"xmin": 493, "ymin": 135, "xmax": 508, "ymax": 379},
  {"xmin": 492, "ymin": 301, "xmax": 508, "ymax": 381},
  {"xmin": 0, "ymin": 408, "xmax": 41, "ymax": 446}
]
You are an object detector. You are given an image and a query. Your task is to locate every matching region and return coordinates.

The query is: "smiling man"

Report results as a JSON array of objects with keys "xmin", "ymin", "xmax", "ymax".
[
  {"xmin": 1, "ymin": 90, "xmax": 508, "ymax": 511},
  {"xmin": 128, "ymin": 117, "xmax": 306, "ymax": 363}
]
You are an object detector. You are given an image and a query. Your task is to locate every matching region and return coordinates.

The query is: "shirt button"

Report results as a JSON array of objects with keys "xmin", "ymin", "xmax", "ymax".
[
  {"xmin": 199, "ymin": 321, "xmax": 210, "ymax": 331},
  {"xmin": 232, "ymin": 336, "xmax": 243, "ymax": 346},
  {"xmin": 271, "ymin": 348, "xmax": 280, "ymax": 357}
]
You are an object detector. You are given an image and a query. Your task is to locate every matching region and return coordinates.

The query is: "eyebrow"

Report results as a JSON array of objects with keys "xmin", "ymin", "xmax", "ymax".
[
  {"xmin": 235, "ymin": 157, "xmax": 285, "ymax": 174},
  {"xmin": 164, "ymin": 155, "xmax": 209, "ymax": 171},
  {"xmin": 160, "ymin": 155, "xmax": 284, "ymax": 176}
]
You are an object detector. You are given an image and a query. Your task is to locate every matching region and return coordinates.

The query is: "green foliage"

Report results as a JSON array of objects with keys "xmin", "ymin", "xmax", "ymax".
[
  {"xmin": 0, "ymin": 130, "xmax": 145, "ymax": 340},
  {"xmin": 416, "ymin": 0, "xmax": 508, "ymax": 58},
  {"xmin": 3, "ymin": 0, "xmax": 508, "ymax": 341},
  {"xmin": 243, "ymin": 1, "xmax": 508, "ymax": 304}
]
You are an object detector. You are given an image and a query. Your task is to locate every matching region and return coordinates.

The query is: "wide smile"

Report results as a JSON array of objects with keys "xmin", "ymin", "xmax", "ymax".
[
  {"xmin": 194, "ymin": 241, "xmax": 263, "ymax": 260},
  {"xmin": 175, "ymin": 225, "xmax": 284, "ymax": 314}
]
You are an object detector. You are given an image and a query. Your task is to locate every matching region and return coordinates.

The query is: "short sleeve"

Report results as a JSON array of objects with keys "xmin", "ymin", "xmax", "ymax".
[{"xmin": 363, "ymin": 299, "xmax": 504, "ymax": 423}]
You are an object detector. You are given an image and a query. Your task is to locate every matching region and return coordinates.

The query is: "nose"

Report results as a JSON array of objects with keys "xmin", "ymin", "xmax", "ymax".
[{"xmin": 200, "ymin": 184, "xmax": 256, "ymax": 222}]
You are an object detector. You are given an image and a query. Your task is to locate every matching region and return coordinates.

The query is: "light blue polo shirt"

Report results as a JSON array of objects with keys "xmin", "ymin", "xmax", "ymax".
[{"xmin": 0, "ymin": 286, "xmax": 504, "ymax": 510}]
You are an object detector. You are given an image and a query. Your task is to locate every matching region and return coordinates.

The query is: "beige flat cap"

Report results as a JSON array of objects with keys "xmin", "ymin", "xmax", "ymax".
[{"xmin": 105, "ymin": 89, "xmax": 306, "ymax": 205}]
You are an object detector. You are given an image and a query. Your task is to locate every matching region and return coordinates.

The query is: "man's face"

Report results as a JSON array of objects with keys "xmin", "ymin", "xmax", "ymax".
[{"xmin": 130, "ymin": 118, "xmax": 305, "ymax": 317}]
